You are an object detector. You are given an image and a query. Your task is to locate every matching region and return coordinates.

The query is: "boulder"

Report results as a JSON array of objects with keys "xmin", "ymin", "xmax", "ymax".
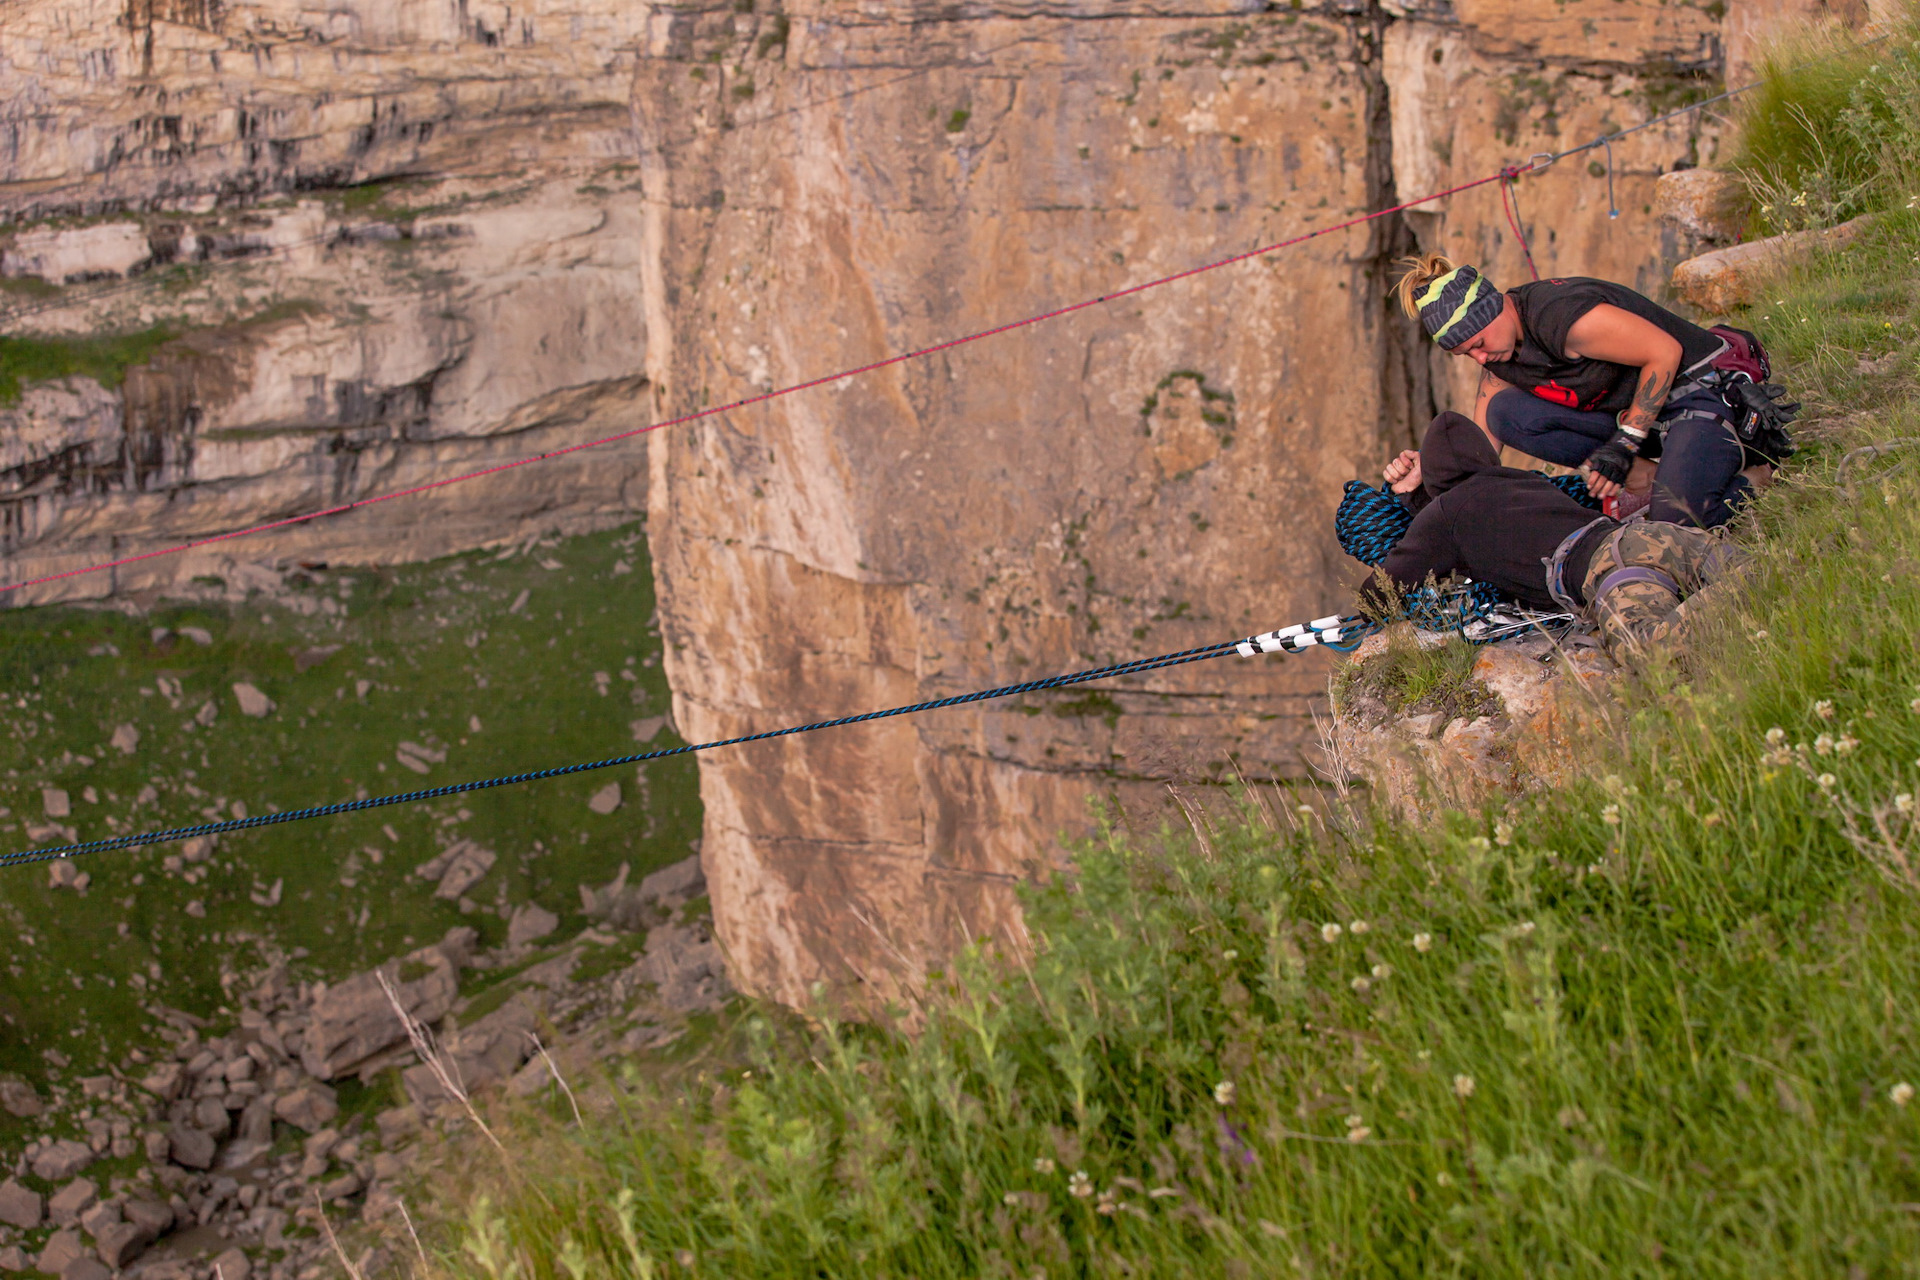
[
  {"xmin": 60, "ymin": 1259, "xmax": 110, "ymax": 1280},
  {"xmin": 638, "ymin": 854, "xmax": 705, "ymax": 905},
  {"xmin": 167, "ymin": 1126, "xmax": 216, "ymax": 1171},
  {"xmin": 0, "ymin": 1180, "xmax": 43, "ymax": 1229},
  {"xmin": 299, "ymin": 941, "xmax": 462, "ymax": 1079},
  {"xmin": 506, "ymin": 903, "xmax": 560, "ymax": 948},
  {"xmin": 401, "ymin": 996, "xmax": 541, "ymax": 1106},
  {"xmin": 211, "ymin": 1246, "xmax": 252, "ymax": 1280},
  {"xmin": 35, "ymin": 1230, "xmax": 86, "ymax": 1276},
  {"xmin": 273, "ymin": 1082, "xmax": 339, "ymax": 1132},
  {"xmin": 1671, "ymin": 216, "xmax": 1873, "ymax": 314},
  {"xmin": 0, "ymin": 1246, "xmax": 28, "ymax": 1271},
  {"xmin": 1653, "ymin": 168, "xmax": 1747, "ymax": 246},
  {"xmin": 232, "ymin": 682, "xmax": 275, "ymax": 717},
  {"xmin": 30, "ymin": 1141, "xmax": 95, "ymax": 1181},
  {"xmin": 193, "ymin": 1095, "xmax": 232, "ymax": 1140},
  {"xmin": 122, "ymin": 1199, "xmax": 173, "ymax": 1237},
  {"xmin": 92, "ymin": 1220, "xmax": 153, "ymax": 1269},
  {"xmin": 76, "ymin": 1200, "xmax": 118, "ymax": 1237},
  {"xmin": 46, "ymin": 1178, "xmax": 96, "ymax": 1227},
  {"xmin": 428, "ymin": 843, "xmax": 496, "ymax": 901},
  {"xmin": 0, "ymin": 1079, "xmax": 42, "ymax": 1118},
  {"xmin": 623, "ymin": 922, "xmax": 732, "ymax": 1014}
]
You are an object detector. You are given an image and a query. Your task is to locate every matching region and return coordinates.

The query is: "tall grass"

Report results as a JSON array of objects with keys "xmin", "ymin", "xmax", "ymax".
[
  {"xmin": 412, "ymin": 36, "xmax": 1920, "ymax": 1280},
  {"xmin": 1733, "ymin": 8, "xmax": 1920, "ymax": 233}
]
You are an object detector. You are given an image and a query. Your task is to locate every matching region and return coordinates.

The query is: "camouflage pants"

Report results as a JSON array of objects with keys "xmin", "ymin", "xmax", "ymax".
[{"xmin": 1579, "ymin": 522, "xmax": 1750, "ymax": 659}]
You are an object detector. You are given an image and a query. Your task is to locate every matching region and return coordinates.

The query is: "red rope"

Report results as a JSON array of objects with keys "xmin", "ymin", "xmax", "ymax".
[
  {"xmin": 1500, "ymin": 168, "xmax": 1542, "ymax": 281},
  {"xmin": 1, "ymin": 165, "xmax": 1525, "ymax": 597}
]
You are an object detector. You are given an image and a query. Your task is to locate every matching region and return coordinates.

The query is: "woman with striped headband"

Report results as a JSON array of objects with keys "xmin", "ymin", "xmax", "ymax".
[{"xmin": 1393, "ymin": 254, "xmax": 1780, "ymax": 527}]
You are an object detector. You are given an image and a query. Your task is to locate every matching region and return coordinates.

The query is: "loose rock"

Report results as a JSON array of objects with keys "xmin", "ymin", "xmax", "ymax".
[
  {"xmin": 47, "ymin": 1178, "xmax": 96, "ymax": 1227},
  {"xmin": 31, "ymin": 1141, "xmax": 94, "ymax": 1182},
  {"xmin": 232, "ymin": 682, "xmax": 275, "ymax": 717},
  {"xmin": 273, "ymin": 1083, "xmax": 339, "ymax": 1133},
  {"xmin": 0, "ymin": 1180, "xmax": 43, "ymax": 1229},
  {"xmin": 166, "ymin": 1126, "xmax": 215, "ymax": 1171},
  {"xmin": 42, "ymin": 788, "xmax": 70, "ymax": 818},
  {"xmin": 506, "ymin": 903, "xmax": 559, "ymax": 948},
  {"xmin": 110, "ymin": 723, "xmax": 140, "ymax": 754},
  {"xmin": 35, "ymin": 1230, "xmax": 85, "ymax": 1275},
  {"xmin": 0, "ymin": 1078, "xmax": 43, "ymax": 1118},
  {"xmin": 587, "ymin": 782, "xmax": 622, "ymax": 814},
  {"xmin": 211, "ymin": 1246, "xmax": 251, "ymax": 1280}
]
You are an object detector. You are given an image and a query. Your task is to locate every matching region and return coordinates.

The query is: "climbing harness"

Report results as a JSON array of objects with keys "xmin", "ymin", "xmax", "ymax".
[{"xmin": 2, "ymin": 615, "xmax": 1364, "ymax": 870}]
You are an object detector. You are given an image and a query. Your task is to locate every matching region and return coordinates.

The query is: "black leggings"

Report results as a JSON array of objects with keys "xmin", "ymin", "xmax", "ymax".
[{"xmin": 1487, "ymin": 386, "xmax": 1753, "ymax": 528}]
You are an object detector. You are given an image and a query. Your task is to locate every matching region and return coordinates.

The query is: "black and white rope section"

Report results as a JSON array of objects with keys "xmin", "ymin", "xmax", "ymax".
[{"xmin": 0, "ymin": 615, "xmax": 1366, "ymax": 871}]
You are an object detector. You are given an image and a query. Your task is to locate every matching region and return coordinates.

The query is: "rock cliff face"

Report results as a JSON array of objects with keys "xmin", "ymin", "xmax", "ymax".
[{"xmin": 0, "ymin": 0, "xmax": 1848, "ymax": 1005}]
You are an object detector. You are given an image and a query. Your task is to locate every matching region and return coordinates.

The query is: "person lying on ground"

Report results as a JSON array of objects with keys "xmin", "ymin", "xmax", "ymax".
[
  {"xmin": 1393, "ymin": 253, "xmax": 1786, "ymax": 527},
  {"xmin": 1361, "ymin": 411, "xmax": 1748, "ymax": 659}
]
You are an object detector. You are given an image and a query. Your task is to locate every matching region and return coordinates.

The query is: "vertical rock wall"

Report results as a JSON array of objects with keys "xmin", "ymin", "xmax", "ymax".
[{"xmin": 632, "ymin": 0, "xmax": 1740, "ymax": 1007}]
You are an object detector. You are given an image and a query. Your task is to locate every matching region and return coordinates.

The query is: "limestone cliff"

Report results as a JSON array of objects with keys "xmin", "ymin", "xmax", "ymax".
[{"xmin": 0, "ymin": 0, "xmax": 1851, "ymax": 1006}]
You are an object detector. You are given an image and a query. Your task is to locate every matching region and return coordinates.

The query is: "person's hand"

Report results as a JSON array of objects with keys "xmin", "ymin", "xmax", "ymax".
[
  {"xmin": 1583, "ymin": 435, "xmax": 1636, "ymax": 489},
  {"xmin": 1580, "ymin": 466, "xmax": 1623, "ymax": 500},
  {"xmin": 1383, "ymin": 449, "xmax": 1422, "ymax": 494}
]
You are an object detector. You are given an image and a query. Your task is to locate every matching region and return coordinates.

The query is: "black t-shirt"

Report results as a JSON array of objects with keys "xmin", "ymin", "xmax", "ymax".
[{"xmin": 1483, "ymin": 278, "xmax": 1725, "ymax": 414}]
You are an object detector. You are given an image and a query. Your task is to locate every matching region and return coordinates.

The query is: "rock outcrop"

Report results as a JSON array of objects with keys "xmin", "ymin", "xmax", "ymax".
[{"xmin": 0, "ymin": 0, "xmax": 1844, "ymax": 1007}]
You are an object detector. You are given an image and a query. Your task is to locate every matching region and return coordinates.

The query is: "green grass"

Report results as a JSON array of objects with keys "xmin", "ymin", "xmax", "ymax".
[
  {"xmin": 406, "ymin": 33, "xmax": 1920, "ymax": 1280},
  {"xmin": 0, "ymin": 325, "xmax": 178, "ymax": 405},
  {"xmin": 1332, "ymin": 627, "xmax": 1496, "ymax": 724},
  {"xmin": 1731, "ymin": 11, "xmax": 1920, "ymax": 233},
  {"xmin": 0, "ymin": 521, "xmax": 700, "ymax": 1152}
]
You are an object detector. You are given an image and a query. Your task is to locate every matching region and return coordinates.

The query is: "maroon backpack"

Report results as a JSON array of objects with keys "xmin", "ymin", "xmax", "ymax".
[{"xmin": 1708, "ymin": 324, "xmax": 1773, "ymax": 383}]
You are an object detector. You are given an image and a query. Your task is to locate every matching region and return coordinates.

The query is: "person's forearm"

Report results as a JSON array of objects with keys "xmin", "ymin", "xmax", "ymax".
[{"xmin": 1619, "ymin": 355, "xmax": 1677, "ymax": 443}]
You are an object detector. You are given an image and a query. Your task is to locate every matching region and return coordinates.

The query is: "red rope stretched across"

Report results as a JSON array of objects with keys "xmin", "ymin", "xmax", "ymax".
[
  {"xmin": 1499, "ymin": 167, "xmax": 1542, "ymax": 282},
  {"xmin": 0, "ymin": 164, "xmax": 1526, "ymax": 598}
]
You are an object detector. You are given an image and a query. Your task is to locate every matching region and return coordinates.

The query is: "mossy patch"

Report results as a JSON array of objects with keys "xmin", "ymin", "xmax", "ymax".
[{"xmin": 0, "ymin": 325, "xmax": 177, "ymax": 405}]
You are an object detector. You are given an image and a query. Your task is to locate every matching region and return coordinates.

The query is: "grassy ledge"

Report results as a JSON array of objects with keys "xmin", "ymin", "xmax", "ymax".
[{"xmin": 404, "ymin": 26, "xmax": 1920, "ymax": 1280}]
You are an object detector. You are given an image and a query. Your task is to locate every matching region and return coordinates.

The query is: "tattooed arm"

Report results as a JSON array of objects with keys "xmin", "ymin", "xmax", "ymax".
[{"xmin": 1562, "ymin": 304, "xmax": 1682, "ymax": 439}]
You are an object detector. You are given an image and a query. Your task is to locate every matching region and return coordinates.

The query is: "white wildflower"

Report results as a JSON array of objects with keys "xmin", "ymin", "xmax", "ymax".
[
  {"xmin": 1412, "ymin": 932, "xmax": 1433, "ymax": 953},
  {"xmin": 1350, "ymin": 976, "xmax": 1371, "ymax": 994},
  {"xmin": 1453, "ymin": 1074, "xmax": 1476, "ymax": 1099},
  {"xmin": 1493, "ymin": 821, "xmax": 1513, "ymax": 847},
  {"xmin": 1896, "ymin": 794, "xmax": 1914, "ymax": 815},
  {"xmin": 1601, "ymin": 803, "xmax": 1621, "ymax": 826},
  {"xmin": 1213, "ymin": 1081, "xmax": 1236, "ymax": 1107},
  {"xmin": 1818, "ymin": 773, "xmax": 1837, "ymax": 789},
  {"xmin": 1893, "ymin": 1082, "xmax": 1916, "ymax": 1107},
  {"xmin": 1371, "ymin": 962, "xmax": 1393, "ymax": 980},
  {"xmin": 1835, "ymin": 735, "xmax": 1859, "ymax": 755},
  {"xmin": 1034, "ymin": 1157, "xmax": 1055, "ymax": 1175},
  {"xmin": 1814, "ymin": 699, "xmax": 1835, "ymax": 720},
  {"xmin": 1321, "ymin": 922, "xmax": 1343, "ymax": 943},
  {"xmin": 1910, "ymin": 697, "xmax": 1920, "ymax": 714},
  {"xmin": 1349, "ymin": 920, "xmax": 1370, "ymax": 935},
  {"xmin": 1222, "ymin": 949, "xmax": 1238, "ymax": 962},
  {"xmin": 1069, "ymin": 1171, "xmax": 1093, "ymax": 1198},
  {"xmin": 1004, "ymin": 1192, "xmax": 1021, "ymax": 1206},
  {"xmin": 1345, "ymin": 1125, "xmax": 1371, "ymax": 1143},
  {"xmin": 1765, "ymin": 727, "xmax": 1787, "ymax": 746},
  {"xmin": 1516, "ymin": 921, "xmax": 1535, "ymax": 937},
  {"xmin": 1814, "ymin": 733, "xmax": 1834, "ymax": 757}
]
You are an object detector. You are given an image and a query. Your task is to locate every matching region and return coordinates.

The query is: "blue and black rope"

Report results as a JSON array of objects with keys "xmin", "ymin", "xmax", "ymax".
[{"xmin": 1, "ymin": 621, "xmax": 1360, "ymax": 871}]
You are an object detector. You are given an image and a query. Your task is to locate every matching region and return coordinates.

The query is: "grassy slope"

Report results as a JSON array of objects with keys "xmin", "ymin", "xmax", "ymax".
[
  {"xmin": 0, "ymin": 522, "xmax": 701, "ymax": 1151},
  {"xmin": 412, "ymin": 55, "xmax": 1920, "ymax": 1280}
]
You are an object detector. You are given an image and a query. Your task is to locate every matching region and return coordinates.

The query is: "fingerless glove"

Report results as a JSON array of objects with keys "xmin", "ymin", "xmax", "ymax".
[{"xmin": 1584, "ymin": 431, "xmax": 1640, "ymax": 486}]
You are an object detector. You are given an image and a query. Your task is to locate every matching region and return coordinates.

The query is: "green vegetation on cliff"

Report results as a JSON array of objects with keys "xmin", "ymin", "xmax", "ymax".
[
  {"xmin": 0, "ymin": 523, "xmax": 700, "ymax": 1154},
  {"xmin": 411, "ymin": 25, "xmax": 1920, "ymax": 1280}
]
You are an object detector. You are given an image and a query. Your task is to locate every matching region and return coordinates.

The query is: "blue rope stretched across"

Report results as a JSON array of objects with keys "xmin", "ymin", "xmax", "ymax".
[{"xmin": 0, "ymin": 621, "xmax": 1363, "ymax": 871}]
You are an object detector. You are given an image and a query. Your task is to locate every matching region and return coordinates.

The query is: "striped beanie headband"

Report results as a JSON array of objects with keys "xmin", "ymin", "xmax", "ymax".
[{"xmin": 1416, "ymin": 265, "xmax": 1504, "ymax": 350}]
